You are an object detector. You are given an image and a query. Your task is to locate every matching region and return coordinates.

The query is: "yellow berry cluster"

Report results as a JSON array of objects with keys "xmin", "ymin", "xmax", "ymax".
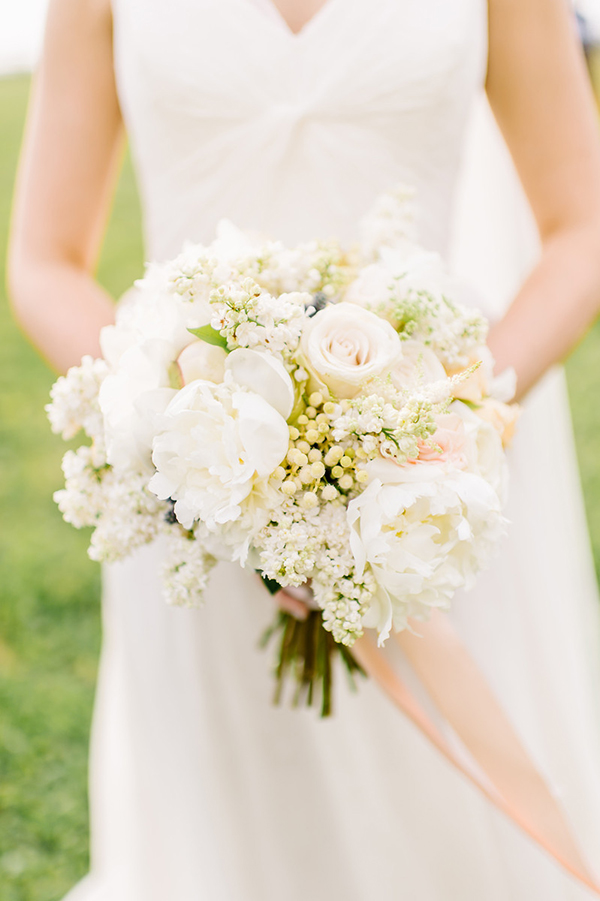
[{"xmin": 275, "ymin": 391, "xmax": 369, "ymax": 507}]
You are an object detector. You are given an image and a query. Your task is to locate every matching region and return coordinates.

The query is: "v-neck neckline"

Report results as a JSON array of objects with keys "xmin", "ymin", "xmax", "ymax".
[{"xmin": 240, "ymin": 0, "xmax": 342, "ymax": 40}]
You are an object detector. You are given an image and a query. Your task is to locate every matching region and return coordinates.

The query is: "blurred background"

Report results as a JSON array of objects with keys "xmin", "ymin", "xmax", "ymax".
[{"xmin": 2, "ymin": 3, "xmax": 600, "ymax": 899}]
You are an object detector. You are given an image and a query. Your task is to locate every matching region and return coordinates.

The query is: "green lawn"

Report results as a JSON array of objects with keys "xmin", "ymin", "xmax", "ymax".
[
  {"xmin": 1, "ymin": 73, "xmax": 600, "ymax": 900},
  {"xmin": 0, "ymin": 75, "xmax": 143, "ymax": 901}
]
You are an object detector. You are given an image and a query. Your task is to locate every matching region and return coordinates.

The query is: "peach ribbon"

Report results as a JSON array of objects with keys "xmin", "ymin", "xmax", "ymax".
[{"xmin": 352, "ymin": 611, "xmax": 600, "ymax": 894}]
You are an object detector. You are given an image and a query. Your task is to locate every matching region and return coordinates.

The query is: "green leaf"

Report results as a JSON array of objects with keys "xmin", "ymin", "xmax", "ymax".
[
  {"xmin": 187, "ymin": 325, "xmax": 229, "ymax": 351},
  {"xmin": 260, "ymin": 574, "xmax": 282, "ymax": 596}
]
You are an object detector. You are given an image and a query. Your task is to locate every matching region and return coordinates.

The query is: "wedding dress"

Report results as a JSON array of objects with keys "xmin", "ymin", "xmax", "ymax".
[{"xmin": 64, "ymin": 0, "xmax": 600, "ymax": 897}]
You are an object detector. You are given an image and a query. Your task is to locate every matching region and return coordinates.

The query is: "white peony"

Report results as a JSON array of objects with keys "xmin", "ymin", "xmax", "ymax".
[
  {"xmin": 98, "ymin": 339, "xmax": 178, "ymax": 473},
  {"xmin": 225, "ymin": 348, "xmax": 294, "ymax": 419},
  {"xmin": 98, "ymin": 291, "xmax": 199, "ymax": 472},
  {"xmin": 474, "ymin": 398, "xmax": 520, "ymax": 448},
  {"xmin": 300, "ymin": 302, "xmax": 402, "ymax": 399},
  {"xmin": 177, "ymin": 340, "xmax": 228, "ymax": 386},
  {"xmin": 347, "ymin": 441, "xmax": 506, "ymax": 644},
  {"xmin": 149, "ymin": 377, "xmax": 289, "ymax": 534},
  {"xmin": 451, "ymin": 402, "xmax": 508, "ymax": 498}
]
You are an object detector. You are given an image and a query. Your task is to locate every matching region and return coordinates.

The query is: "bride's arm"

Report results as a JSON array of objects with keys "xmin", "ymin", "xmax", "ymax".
[
  {"xmin": 486, "ymin": 0, "xmax": 600, "ymax": 400},
  {"xmin": 7, "ymin": 0, "xmax": 122, "ymax": 374}
]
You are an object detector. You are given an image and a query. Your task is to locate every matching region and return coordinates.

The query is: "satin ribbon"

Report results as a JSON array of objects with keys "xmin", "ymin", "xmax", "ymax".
[{"xmin": 352, "ymin": 611, "xmax": 600, "ymax": 895}]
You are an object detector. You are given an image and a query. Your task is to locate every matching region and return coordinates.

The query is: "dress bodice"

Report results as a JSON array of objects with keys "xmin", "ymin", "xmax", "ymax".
[{"xmin": 112, "ymin": 0, "xmax": 487, "ymax": 260}]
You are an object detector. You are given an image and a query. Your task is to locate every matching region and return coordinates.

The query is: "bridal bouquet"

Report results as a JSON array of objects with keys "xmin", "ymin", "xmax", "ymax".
[{"xmin": 47, "ymin": 186, "xmax": 518, "ymax": 714}]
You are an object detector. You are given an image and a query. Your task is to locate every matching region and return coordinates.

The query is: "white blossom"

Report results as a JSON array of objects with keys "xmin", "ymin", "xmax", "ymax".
[
  {"xmin": 54, "ymin": 446, "xmax": 164, "ymax": 563},
  {"xmin": 161, "ymin": 526, "xmax": 216, "ymax": 607},
  {"xmin": 46, "ymin": 355, "xmax": 108, "ymax": 442},
  {"xmin": 149, "ymin": 376, "xmax": 289, "ymax": 535}
]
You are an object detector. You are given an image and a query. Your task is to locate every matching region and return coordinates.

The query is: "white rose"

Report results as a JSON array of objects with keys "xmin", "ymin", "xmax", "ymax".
[
  {"xmin": 149, "ymin": 378, "xmax": 289, "ymax": 533},
  {"xmin": 300, "ymin": 303, "xmax": 402, "ymax": 399},
  {"xmin": 390, "ymin": 340, "xmax": 446, "ymax": 389},
  {"xmin": 347, "ymin": 455, "xmax": 505, "ymax": 644},
  {"xmin": 343, "ymin": 262, "xmax": 395, "ymax": 312},
  {"xmin": 345, "ymin": 244, "xmax": 449, "ymax": 311}
]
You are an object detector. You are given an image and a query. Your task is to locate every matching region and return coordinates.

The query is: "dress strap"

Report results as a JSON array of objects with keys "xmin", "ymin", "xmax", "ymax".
[{"xmin": 352, "ymin": 613, "xmax": 600, "ymax": 895}]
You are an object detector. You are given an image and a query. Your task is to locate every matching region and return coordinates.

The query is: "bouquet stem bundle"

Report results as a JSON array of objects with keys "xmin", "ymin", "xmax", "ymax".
[{"xmin": 260, "ymin": 607, "xmax": 365, "ymax": 717}]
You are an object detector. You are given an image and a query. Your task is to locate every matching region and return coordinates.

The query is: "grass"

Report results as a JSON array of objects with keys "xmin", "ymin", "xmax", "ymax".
[
  {"xmin": 0, "ymin": 75, "xmax": 143, "ymax": 900},
  {"xmin": 1, "ymin": 72, "xmax": 600, "ymax": 900}
]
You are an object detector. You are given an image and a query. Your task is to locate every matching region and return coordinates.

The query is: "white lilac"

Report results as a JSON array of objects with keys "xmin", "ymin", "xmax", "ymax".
[
  {"xmin": 257, "ymin": 509, "xmax": 322, "ymax": 587},
  {"xmin": 161, "ymin": 526, "xmax": 216, "ymax": 608},
  {"xmin": 311, "ymin": 504, "xmax": 377, "ymax": 646},
  {"xmin": 54, "ymin": 446, "xmax": 164, "ymax": 563},
  {"xmin": 209, "ymin": 278, "xmax": 309, "ymax": 355},
  {"xmin": 330, "ymin": 388, "xmax": 446, "ymax": 467},
  {"xmin": 46, "ymin": 355, "xmax": 109, "ymax": 442}
]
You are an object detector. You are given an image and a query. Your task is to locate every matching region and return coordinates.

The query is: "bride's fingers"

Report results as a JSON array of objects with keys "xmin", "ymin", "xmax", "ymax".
[
  {"xmin": 283, "ymin": 584, "xmax": 313, "ymax": 603},
  {"xmin": 275, "ymin": 589, "xmax": 310, "ymax": 621}
]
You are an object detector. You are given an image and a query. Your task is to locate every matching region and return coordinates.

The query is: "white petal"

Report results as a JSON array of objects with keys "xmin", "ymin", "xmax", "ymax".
[
  {"xmin": 232, "ymin": 390, "xmax": 290, "ymax": 476},
  {"xmin": 177, "ymin": 341, "xmax": 227, "ymax": 385},
  {"xmin": 226, "ymin": 349, "xmax": 294, "ymax": 419}
]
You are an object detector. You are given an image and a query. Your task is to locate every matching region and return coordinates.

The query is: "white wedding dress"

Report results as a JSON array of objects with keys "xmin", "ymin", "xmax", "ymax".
[{"xmin": 65, "ymin": 0, "xmax": 600, "ymax": 898}]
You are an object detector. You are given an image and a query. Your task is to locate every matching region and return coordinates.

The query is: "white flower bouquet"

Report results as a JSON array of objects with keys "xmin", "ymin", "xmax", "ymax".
[{"xmin": 48, "ymin": 186, "xmax": 519, "ymax": 715}]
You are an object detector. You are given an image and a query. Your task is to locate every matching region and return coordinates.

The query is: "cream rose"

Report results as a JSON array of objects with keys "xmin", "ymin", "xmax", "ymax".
[
  {"xmin": 300, "ymin": 303, "xmax": 402, "ymax": 399},
  {"xmin": 448, "ymin": 347, "xmax": 494, "ymax": 403},
  {"xmin": 390, "ymin": 340, "xmax": 446, "ymax": 390},
  {"xmin": 475, "ymin": 398, "xmax": 520, "ymax": 448}
]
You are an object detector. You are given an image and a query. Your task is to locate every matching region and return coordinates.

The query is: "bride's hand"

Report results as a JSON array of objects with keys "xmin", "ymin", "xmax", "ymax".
[{"xmin": 274, "ymin": 583, "xmax": 313, "ymax": 621}]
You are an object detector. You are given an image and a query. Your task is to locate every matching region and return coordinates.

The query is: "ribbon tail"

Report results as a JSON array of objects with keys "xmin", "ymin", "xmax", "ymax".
[{"xmin": 352, "ymin": 611, "xmax": 600, "ymax": 895}]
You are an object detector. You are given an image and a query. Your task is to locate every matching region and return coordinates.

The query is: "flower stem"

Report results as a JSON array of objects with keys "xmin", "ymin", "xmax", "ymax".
[{"xmin": 260, "ymin": 609, "xmax": 366, "ymax": 717}]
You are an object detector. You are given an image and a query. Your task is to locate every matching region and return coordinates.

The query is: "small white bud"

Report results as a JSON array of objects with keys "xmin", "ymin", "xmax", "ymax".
[
  {"xmin": 310, "ymin": 461, "xmax": 326, "ymax": 479},
  {"xmin": 299, "ymin": 466, "xmax": 314, "ymax": 485},
  {"xmin": 301, "ymin": 491, "xmax": 319, "ymax": 510},
  {"xmin": 324, "ymin": 446, "xmax": 344, "ymax": 466},
  {"xmin": 321, "ymin": 485, "xmax": 338, "ymax": 501}
]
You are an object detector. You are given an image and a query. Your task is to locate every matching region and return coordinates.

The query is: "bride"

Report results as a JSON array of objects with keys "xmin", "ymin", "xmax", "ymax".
[{"xmin": 8, "ymin": 0, "xmax": 600, "ymax": 897}]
